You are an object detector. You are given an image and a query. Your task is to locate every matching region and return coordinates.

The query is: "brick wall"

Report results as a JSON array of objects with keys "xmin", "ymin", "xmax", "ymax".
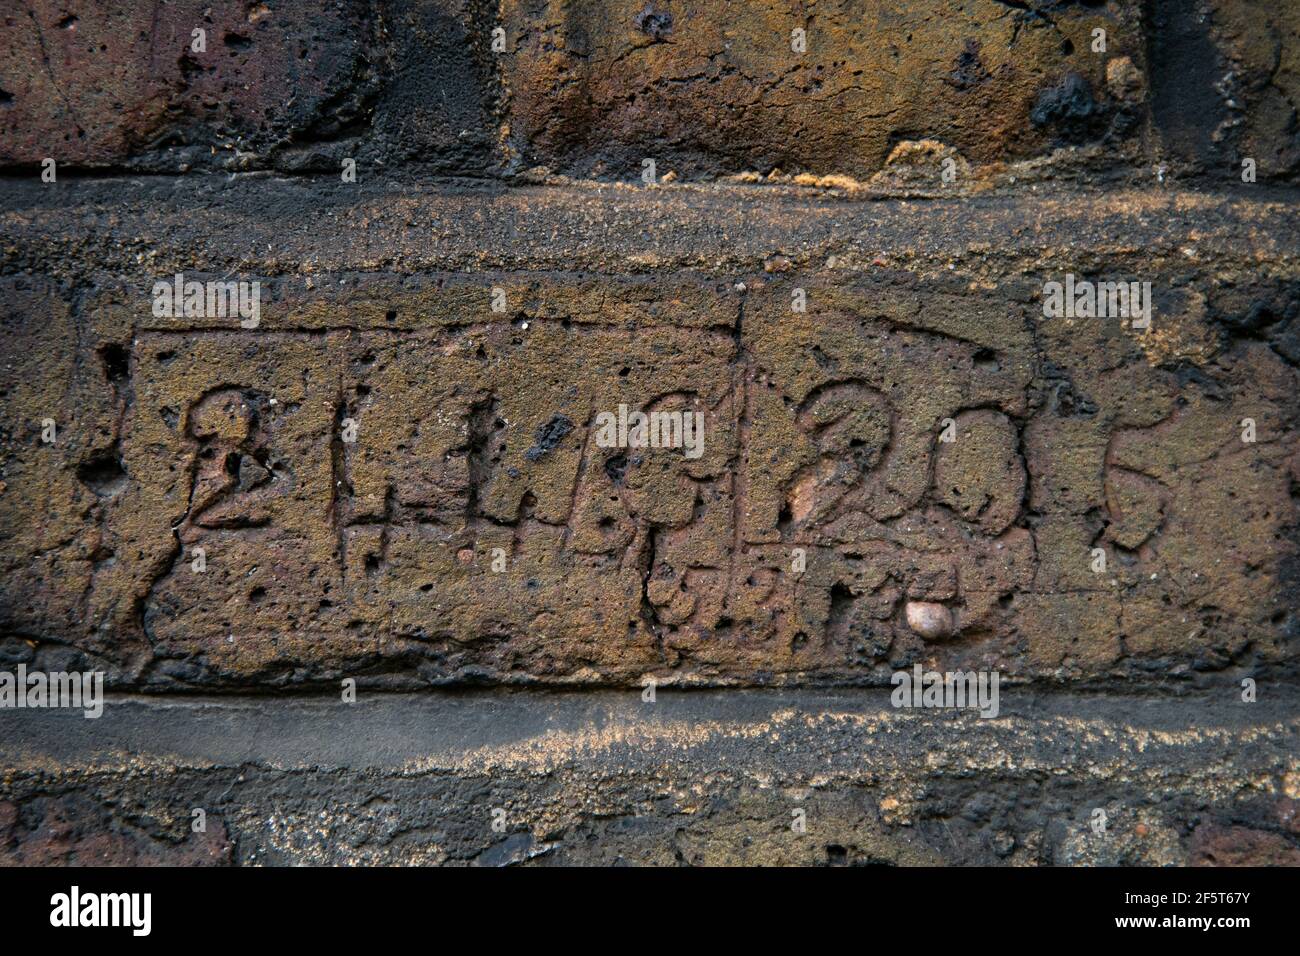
[{"xmin": 1, "ymin": 0, "xmax": 1297, "ymax": 866}]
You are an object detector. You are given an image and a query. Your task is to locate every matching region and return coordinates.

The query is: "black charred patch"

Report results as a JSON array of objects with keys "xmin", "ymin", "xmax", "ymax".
[
  {"xmin": 604, "ymin": 452, "xmax": 628, "ymax": 484},
  {"xmin": 946, "ymin": 39, "xmax": 991, "ymax": 91},
  {"xmin": 1030, "ymin": 72, "xmax": 1107, "ymax": 143},
  {"xmin": 524, "ymin": 414, "xmax": 574, "ymax": 461},
  {"xmin": 635, "ymin": 6, "xmax": 673, "ymax": 42}
]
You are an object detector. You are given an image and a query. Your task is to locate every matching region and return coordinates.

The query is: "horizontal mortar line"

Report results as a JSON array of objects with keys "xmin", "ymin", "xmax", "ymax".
[
  {"xmin": 45, "ymin": 677, "xmax": 1300, "ymax": 703},
  {"xmin": 5, "ymin": 691, "xmax": 1294, "ymax": 749},
  {"xmin": 6, "ymin": 250, "xmax": 1297, "ymax": 277},
  {"xmin": 5, "ymin": 174, "xmax": 1300, "ymax": 203},
  {"xmin": 1, "ymin": 690, "xmax": 1294, "ymax": 778},
  {"xmin": 13, "ymin": 264, "xmax": 1299, "ymax": 287},
  {"xmin": 5, "ymin": 187, "xmax": 1299, "ymax": 262},
  {"xmin": 130, "ymin": 320, "xmax": 734, "ymax": 334}
]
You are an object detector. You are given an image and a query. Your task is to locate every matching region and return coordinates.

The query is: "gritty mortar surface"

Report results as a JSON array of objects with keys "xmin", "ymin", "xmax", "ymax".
[{"xmin": 1, "ymin": 687, "xmax": 1297, "ymax": 865}]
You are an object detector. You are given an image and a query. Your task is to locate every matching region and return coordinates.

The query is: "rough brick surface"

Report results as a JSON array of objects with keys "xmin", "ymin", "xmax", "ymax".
[
  {"xmin": 1, "ymin": 0, "xmax": 370, "ymax": 166},
  {"xmin": 0, "ymin": 0, "xmax": 498, "ymax": 174},
  {"xmin": 1, "ymin": 180, "xmax": 1297, "ymax": 690},
  {"xmin": 501, "ymin": 0, "xmax": 1144, "ymax": 178},
  {"xmin": 3, "ymin": 0, "xmax": 1297, "ymax": 181},
  {"xmin": 1148, "ymin": 0, "xmax": 1300, "ymax": 180}
]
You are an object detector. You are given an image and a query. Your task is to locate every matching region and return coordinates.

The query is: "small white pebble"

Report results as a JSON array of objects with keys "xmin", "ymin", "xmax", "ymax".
[{"xmin": 906, "ymin": 601, "xmax": 953, "ymax": 640}]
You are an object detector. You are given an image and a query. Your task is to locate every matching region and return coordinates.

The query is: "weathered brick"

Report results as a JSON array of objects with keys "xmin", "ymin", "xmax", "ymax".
[
  {"xmin": 5, "ymin": 1, "xmax": 1297, "ymax": 182},
  {"xmin": 500, "ymin": 0, "xmax": 1146, "ymax": 178},
  {"xmin": 2, "ymin": 208, "xmax": 1295, "ymax": 688},
  {"xmin": 0, "ymin": 794, "xmax": 231, "ymax": 866},
  {"xmin": 0, "ymin": 0, "xmax": 498, "ymax": 174},
  {"xmin": 1148, "ymin": 0, "xmax": 1300, "ymax": 180}
]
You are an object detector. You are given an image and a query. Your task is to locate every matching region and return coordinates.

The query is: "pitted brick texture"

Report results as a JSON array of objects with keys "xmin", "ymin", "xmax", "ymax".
[
  {"xmin": 500, "ymin": 0, "xmax": 1142, "ymax": 178},
  {"xmin": 2, "ymin": 0, "xmax": 1297, "ymax": 181},
  {"xmin": 0, "ymin": 0, "xmax": 498, "ymax": 174},
  {"xmin": 2, "ymin": 262, "xmax": 1296, "ymax": 689}
]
